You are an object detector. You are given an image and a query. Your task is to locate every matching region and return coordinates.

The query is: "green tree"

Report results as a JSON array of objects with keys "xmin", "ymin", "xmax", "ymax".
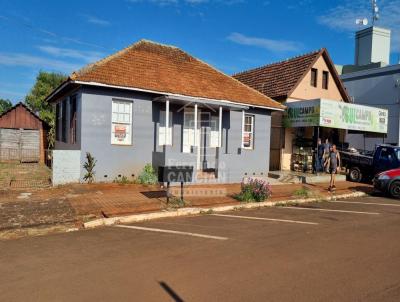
[
  {"xmin": 25, "ymin": 71, "xmax": 67, "ymax": 148},
  {"xmin": 0, "ymin": 98, "xmax": 12, "ymax": 114}
]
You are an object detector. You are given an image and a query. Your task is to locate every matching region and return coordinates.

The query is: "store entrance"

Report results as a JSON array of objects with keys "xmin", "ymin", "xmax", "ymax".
[
  {"xmin": 270, "ymin": 112, "xmax": 284, "ymax": 171},
  {"xmin": 290, "ymin": 127, "xmax": 345, "ymax": 173}
]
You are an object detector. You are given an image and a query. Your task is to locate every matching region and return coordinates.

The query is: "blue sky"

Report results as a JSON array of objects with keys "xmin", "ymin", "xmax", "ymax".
[{"xmin": 1, "ymin": 0, "xmax": 399, "ymax": 103}]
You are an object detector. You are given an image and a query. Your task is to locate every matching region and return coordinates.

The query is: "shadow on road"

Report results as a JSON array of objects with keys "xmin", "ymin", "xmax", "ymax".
[{"xmin": 159, "ymin": 281, "xmax": 185, "ymax": 302}]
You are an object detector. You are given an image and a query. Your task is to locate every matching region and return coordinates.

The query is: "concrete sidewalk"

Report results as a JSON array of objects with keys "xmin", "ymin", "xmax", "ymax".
[{"xmin": 0, "ymin": 181, "xmax": 372, "ymax": 238}]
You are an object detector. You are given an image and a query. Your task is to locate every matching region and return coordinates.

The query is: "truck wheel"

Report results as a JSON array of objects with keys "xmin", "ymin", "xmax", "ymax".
[
  {"xmin": 349, "ymin": 167, "xmax": 362, "ymax": 182},
  {"xmin": 389, "ymin": 181, "xmax": 400, "ymax": 198}
]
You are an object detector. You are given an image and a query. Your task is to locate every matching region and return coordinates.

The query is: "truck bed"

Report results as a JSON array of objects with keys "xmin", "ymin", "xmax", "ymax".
[{"xmin": 340, "ymin": 150, "xmax": 373, "ymax": 168}]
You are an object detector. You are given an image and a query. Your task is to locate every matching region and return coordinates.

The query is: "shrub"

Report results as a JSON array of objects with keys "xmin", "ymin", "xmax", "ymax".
[
  {"xmin": 138, "ymin": 164, "xmax": 158, "ymax": 185},
  {"xmin": 235, "ymin": 178, "xmax": 272, "ymax": 202},
  {"xmin": 113, "ymin": 175, "xmax": 135, "ymax": 185},
  {"xmin": 83, "ymin": 152, "xmax": 96, "ymax": 184}
]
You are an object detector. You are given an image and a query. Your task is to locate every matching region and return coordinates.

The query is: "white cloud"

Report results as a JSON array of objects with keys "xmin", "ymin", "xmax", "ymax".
[
  {"xmin": 127, "ymin": 0, "xmax": 178, "ymax": 5},
  {"xmin": 318, "ymin": 0, "xmax": 400, "ymax": 52},
  {"xmin": 0, "ymin": 89, "xmax": 24, "ymax": 97},
  {"xmin": 0, "ymin": 53, "xmax": 80, "ymax": 72},
  {"xmin": 81, "ymin": 14, "xmax": 111, "ymax": 26},
  {"xmin": 37, "ymin": 46, "xmax": 104, "ymax": 63},
  {"xmin": 227, "ymin": 32, "xmax": 303, "ymax": 53},
  {"xmin": 127, "ymin": 0, "xmax": 243, "ymax": 5},
  {"xmin": 185, "ymin": 0, "xmax": 208, "ymax": 3}
]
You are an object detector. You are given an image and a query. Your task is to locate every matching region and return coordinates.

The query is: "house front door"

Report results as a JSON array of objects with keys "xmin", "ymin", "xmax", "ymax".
[
  {"xmin": 270, "ymin": 111, "xmax": 284, "ymax": 171},
  {"xmin": 183, "ymin": 108, "xmax": 219, "ymax": 172}
]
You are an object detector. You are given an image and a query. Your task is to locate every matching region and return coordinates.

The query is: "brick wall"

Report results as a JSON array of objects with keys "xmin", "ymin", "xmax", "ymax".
[{"xmin": 52, "ymin": 150, "xmax": 81, "ymax": 185}]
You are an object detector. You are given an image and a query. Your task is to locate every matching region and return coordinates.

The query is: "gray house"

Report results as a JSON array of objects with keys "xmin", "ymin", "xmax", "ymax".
[{"xmin": 46, "ymin": 40, "xmax": 284, "ymax": 185}]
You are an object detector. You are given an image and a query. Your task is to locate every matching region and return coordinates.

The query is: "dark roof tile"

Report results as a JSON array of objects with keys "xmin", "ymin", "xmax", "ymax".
[{"xmin": 233, "ymin": 50, "xmax": 321, "ymax": 99}]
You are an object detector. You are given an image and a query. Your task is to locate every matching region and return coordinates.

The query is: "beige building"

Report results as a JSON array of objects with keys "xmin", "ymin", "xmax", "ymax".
[{"xmin": 233, "ymin": 49, "xmax": 351, "ymax": 172}]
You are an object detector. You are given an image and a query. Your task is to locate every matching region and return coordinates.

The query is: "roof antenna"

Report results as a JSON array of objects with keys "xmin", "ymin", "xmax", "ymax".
[
  {"xmin": 371, "ymin": 0, "xmax": 379, "ymax": 25},
  {"xmin": 355, "ymin": 1, "xmax": 378, "ymax": 28}
]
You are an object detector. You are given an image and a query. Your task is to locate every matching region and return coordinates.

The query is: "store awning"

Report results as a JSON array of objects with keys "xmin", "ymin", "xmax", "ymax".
[{"xmin": 283, "ymin": 98, "xmax": 388, "ymax": 134}]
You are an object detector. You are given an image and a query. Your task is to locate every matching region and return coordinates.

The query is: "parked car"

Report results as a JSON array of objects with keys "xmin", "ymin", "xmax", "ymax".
[
  {"xmin": 340, "ymin": 145, "xmax": 400, "ymax": 182},
  {"xmin": 373, "ymin": 168, "xmax": 400, "ymax": 198}
]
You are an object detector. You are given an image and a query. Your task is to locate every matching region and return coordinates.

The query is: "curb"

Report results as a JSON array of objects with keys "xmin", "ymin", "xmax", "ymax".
[{"xmin": 83, "ymin": 191, "xmax": 367, "ymax": 229}]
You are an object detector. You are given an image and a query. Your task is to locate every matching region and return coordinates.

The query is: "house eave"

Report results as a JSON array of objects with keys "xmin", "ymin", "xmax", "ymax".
[
  {"xmin": 45, "ymin": 80, "xmax": 72, "ymax": 103},
  {"xmin": 72, "ymin": 80, "xmax": 285, "ymax": 111}
]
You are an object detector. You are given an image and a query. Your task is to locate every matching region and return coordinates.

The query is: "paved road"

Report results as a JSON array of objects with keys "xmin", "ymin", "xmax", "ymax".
[{"xmin": 1, "ymin": 195, "xmax": 400, "ymax": 302}]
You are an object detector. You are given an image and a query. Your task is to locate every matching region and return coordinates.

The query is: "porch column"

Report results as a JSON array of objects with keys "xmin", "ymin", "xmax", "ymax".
[
  {"xmin": 219, "ymin": 106, "xmax": 222, "ymax": 147},
  {"xmin": 194, "ymin": 103, "xmax": 198, "ymax": 146},
  {"xmin": 165, "ymin": 98, "xmax": 169, "ymax": 145},
  {"xmin": 241, "ymin": 109, "xmax": 245, "ymax": 148}
]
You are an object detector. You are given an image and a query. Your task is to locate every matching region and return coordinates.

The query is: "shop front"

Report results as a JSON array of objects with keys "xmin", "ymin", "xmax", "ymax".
[{"xmin": 281, "ymin": 98, "xmax": 388, "ymax": 172}]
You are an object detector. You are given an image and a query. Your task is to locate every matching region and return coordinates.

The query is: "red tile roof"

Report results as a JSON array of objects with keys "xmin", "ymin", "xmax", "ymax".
[
  {"xmin": 67, "ymin": 40, "xmax": 284, "ymax": 110},
  {"xmin": 233, "ymin": 49, "xmax": 349, "ymax": 102}
]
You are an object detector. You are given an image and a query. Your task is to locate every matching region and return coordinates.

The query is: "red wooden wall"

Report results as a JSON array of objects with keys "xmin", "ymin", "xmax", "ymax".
[
  {"xmin": 0, "ymin": 103, "xmax": 48, "ymax": 163},
  {"xmin": 0, "ymin": 103, "xmax": 43, "ymax": 130}
]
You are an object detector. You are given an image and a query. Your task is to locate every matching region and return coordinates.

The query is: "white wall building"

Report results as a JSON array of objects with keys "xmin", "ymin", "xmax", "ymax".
[{"xmin": 338, "ymin": 25, "xmax": 400, "ymax": 151}]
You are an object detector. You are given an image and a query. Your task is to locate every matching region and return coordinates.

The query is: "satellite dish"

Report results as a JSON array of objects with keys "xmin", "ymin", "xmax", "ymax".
[{"xmin": 356, "ymin": 18, "xmax": 369, "ymax": 26}]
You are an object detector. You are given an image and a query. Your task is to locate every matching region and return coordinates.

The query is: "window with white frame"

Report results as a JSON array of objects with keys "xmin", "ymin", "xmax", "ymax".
[
  {"xmin": 183, "ymin": 109, "xmax": 195, "ymax": 152},
  {"xmin": 159, "ymin": 110, "xmax": 173, "ymax": 146},
  {"xmin": 242, "ymin": 114, "xmax": 254, "ymax": 149},
  {"xmin": 210, "ymin": 115, "xmax": 220, "ymax": 148},
  {"xmin": 111, "ymin": 99, "xmax": 132, "ymax": 145}
]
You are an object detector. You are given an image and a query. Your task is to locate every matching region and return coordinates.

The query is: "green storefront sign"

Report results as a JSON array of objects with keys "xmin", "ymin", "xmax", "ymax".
[{"xmin": 284, "ymin": 99, "xmax": 388, "ymax": 134}]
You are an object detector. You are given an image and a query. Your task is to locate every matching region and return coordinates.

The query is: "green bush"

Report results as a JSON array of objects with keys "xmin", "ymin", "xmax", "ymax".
[
  {"xmin": 235, "ymin": 178, "xmax": 272, "ymax": 202},
  {"xmin": 138, "ymin": 164, "xmax": 158, "ymax": 185}
]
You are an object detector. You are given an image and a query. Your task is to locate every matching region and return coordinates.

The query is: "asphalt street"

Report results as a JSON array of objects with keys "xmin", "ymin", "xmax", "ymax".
[{"xmin": 1, "ymin": 195, "xmax": 400, "ymax": 302}]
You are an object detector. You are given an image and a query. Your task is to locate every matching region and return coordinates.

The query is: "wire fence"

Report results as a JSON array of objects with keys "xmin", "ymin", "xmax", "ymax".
[{"xmin": 0, "ymin": 148, "xmax": 40, "ymax": 163}]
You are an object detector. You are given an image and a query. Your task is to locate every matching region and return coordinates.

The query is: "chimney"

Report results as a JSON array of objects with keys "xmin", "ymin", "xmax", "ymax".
[{"xmin": 355, "ymin": 26, "xmax": 391, "ymax": 66}]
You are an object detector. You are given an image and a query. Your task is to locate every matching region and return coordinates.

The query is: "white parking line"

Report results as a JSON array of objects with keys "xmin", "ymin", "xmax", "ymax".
[
  {"xmin": 279, "ymin": 207, "xmax": 380, "ymax": 215},
  {"xmin": 211, "ymin": 214, "xmax": 319, "ymax": 225},
  {"xmin": 330, "ymin": 200, "xmax": 400, "ymax": 207},
  {"xmin": 114, "ymin": 225, "xmax": 228, "ymax": 240}
]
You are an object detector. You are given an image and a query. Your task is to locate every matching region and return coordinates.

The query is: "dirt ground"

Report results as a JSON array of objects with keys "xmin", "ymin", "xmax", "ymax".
[
  {"xmin": 0, "ymin": 162, "xmax": 51, "ymax": 189},
  {"xmin": 0, "ymin": 180, "xmax": 373, "ymax": 240}
]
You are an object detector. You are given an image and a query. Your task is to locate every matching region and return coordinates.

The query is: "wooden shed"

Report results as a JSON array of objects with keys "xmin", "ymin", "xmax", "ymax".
[{"xmin": 0, "ymin": 102, "xmax": 49, "ymax": 163}]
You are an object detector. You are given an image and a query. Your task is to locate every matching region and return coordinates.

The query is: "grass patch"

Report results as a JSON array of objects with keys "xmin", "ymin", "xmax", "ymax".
[
  {"xmin": 167, "ymin": 197, "xmax": 190, "ymax": 209},
  {"xmin": 293, "ymin": 187, "xmax": 311, "ymax": 198},
  {"xmin": 113, "ymin": 175, "xmax": 136, "ymax": 185}
]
